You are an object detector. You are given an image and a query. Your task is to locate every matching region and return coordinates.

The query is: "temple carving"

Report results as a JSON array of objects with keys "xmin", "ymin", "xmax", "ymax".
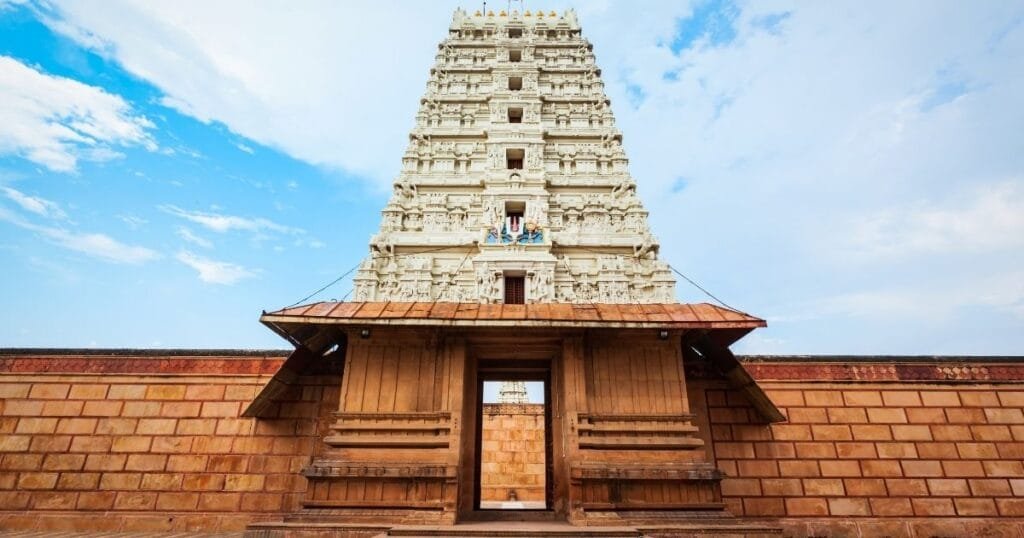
[{"xmin": 353, "ymin": 8, "xmax": 676, "ymax": 305}]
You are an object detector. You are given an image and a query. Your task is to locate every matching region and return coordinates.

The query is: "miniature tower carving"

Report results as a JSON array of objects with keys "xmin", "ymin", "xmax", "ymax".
[
  {"xmin": 496, "ymin": 381, "xmax": 530, "ymax": 404},
  {"xmin": 353, "ymin": 8, "xmax": 676, "ymax": 304}
]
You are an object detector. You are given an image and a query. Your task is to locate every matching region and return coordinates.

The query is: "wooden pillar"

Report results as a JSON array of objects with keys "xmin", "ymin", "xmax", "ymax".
[{"xmin": 560, "ymin": 333, "xmax": 586, "ymax": 522}]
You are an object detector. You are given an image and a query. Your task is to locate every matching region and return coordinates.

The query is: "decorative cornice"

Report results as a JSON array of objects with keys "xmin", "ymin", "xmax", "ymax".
[
  {"xmin": 741, "ymin": 359, "xmax": 1024, "ymax": 383},
  {"xmin": 0, "ymin": 352, "xmax": 287, "ymax": 375}
]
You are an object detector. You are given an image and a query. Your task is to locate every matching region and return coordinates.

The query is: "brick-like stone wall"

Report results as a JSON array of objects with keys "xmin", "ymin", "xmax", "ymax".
[
  {"xmin": 689, "ymin": 357, "xmax": 1024, "ymax": 536},
  {"xmin": 480, "ymin": 403, "xmax": 546, "ymax": 502},
  {"xmin": 0, "ymin": 350, "xmax": 342, "ymax": 533},
  {"xmin": 5, "ymin": 351, "xmax": 1024, "ymax": 536}
]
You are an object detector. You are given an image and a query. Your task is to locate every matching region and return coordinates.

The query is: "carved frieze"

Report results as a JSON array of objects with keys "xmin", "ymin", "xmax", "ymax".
[{"xmin": 352, "ymin": 14, "xmax": 676, "ymax": 303}]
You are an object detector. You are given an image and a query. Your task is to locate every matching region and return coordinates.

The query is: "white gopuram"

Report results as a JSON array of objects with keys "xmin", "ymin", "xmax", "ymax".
[
  {"xmin": 353, "ymin": 8, "xmax": 677, "ymax": 304},
  {"xmin": 496, "ymin": 381, "xmax": 530, "ymax": 404}
]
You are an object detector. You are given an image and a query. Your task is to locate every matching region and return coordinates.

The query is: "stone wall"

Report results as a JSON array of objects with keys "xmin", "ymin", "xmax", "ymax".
[
  {"xmin": 480, "ymin": 403, "xmax": 546, "ymax": 502},
  {"xmin": 0, "ymin": 350, "xmax": 339, "ymax": 533},
  {"xmin": 688, "ymin": 357, "xmax": 1024, "ymax": 537},
  {"xmin": 4, "ymin": 351, "xmax": 1024, "ymax": 535}
]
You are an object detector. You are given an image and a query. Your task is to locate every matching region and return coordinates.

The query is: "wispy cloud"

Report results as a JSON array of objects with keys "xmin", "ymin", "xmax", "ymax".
[
  {"xmin": 0, "ymin": 206, "xmax": 158, "ymax": 264},
  {"xmin": 175, "ymin": 226, "xmax": 212, "ymax": 249},
  {"xmin": 175, "ymin": 250, "xmax": 256, "ymax": 285},
  {"xmin": 116, "ymin": 214, "xmax": 147, "ymax": 229},
  {"xmin": 2, "ymin": 186, "xmax": 66, "ymax": 219},
  {"xmin": 815, "ymin": 270, "xmax": 1024, "ymax": 322},
  {"xmin": 847, "ymin": 180, "xmax": 1024, "ymax": 259},
  {"xmin": 34, "ymin": 1, "xmax": 459, "ymax": 184},
  {"xmin": 0, "ymin": 55, "xmax": 156, "ymax": 172},
  {"xmin": 159, "ymin": 204, "xmax": 303, "ymax": 235}
]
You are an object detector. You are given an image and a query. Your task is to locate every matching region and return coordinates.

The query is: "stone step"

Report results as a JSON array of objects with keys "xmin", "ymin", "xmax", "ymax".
[
  {"xmin": 386, "ymin": 523, "xmax": 642, "ymax": 537},
  {"xmin": 637, "ymin": 523, "xmax": 783, "ymax": 537},
  {"xmin": 245, "ymin": 520, "xmax": 783, "ymax": 538}
]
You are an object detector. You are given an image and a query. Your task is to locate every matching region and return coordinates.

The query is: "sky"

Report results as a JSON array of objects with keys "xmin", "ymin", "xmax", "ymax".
[{"xmin": 0, "ymin": 0, "xmax": 1022, "ymax": 355}]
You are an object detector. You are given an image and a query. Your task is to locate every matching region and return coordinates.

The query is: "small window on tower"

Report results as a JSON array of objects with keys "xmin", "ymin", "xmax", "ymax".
[
  {"xmin": 504, "ymin": 275, "xmax": 525, "ymax": 304},
  {"xmin": 508, "ymin": 28, "xmax": 523, "ymax": 38},
  {"xmin": 508, "ymin": 107, "xmax": 523, "ymax": 123},
  {"xmin": 508, "ymin": 76, "xmax": 523, "ymax": 91},
  {"xmin": 509, "ymin": 50, "xmax": 522, "ymax": 62},
  {"xmin": 506, "ymin": 149, "xmax": 524, "ymax": 169}
]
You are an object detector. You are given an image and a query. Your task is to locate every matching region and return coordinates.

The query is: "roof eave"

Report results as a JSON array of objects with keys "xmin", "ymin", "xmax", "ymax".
[{"xmin": 259, "ymin": 314, "xmax": 766, "ymax": 332}]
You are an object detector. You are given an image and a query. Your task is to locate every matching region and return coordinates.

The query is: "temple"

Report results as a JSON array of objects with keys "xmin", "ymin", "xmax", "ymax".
[
  {"xmin": 3, "ymin": 8, "xmax": 1024, "ymax": 538},
  {"xmin": 351, "ymin": 8, "xmax": 675, "ymax": 306},
  {"xmin": 248, "ymin": 8, "xmax": 780, "ymax": 534}
]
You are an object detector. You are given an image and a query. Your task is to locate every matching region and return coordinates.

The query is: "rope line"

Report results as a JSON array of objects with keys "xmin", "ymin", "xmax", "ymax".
[
  {"xmin": 284, "ymin": 244, "xmax": 478, "ymax": 307},
  {"xmin": 665, "ymin": 263, "xmax": 741, "ymax": 313},
  {"xmin": 285, "ymin": 261, "xmax": 362, "ymax": 308},
  {"xmin": 285, "ymin": 242, "xmax": 743, "ymax": 314},
  {"xmin": 560, "ymin": 244, "xmax": 742, "ymax": 313}
]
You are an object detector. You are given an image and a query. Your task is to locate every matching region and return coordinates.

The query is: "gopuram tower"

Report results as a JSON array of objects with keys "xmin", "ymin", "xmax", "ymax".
[
  {"xmin": 253, "ymin": 9, "xmax": 779, "ymax": 536},
  {"xmin": 352, "ymin": 8, "xmax": 676, "ymax": 305}
]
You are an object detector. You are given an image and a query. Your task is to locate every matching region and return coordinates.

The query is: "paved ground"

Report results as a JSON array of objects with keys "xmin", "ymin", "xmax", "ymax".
[
  {"xmin": 477, "ymin": 501, "xmax": 547, "ymax": 510},
  {"xmin": 0, "ymin": 528, "xmax": 243, "ymax": 532}
]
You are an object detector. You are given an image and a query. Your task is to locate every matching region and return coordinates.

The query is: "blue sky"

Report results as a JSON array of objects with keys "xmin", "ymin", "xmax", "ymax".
[{"xmin": 1, "ymin": 0, "xmax": 1022, "ymax": 354}]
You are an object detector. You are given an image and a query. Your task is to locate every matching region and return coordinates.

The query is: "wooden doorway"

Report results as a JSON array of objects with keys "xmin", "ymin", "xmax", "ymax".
[{"xmin": 470, "ymin": 359, "xmax": 556, "ymax": 520}]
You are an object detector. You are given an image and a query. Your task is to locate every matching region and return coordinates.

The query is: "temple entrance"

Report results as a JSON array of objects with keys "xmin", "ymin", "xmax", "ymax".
[
  {"xmin": 468, "ymin": 359, "xmax": 556, "ymax": 520},
  {"xmin": 478, "ymin": 379, "xmax": 547, "ymax": 509}
]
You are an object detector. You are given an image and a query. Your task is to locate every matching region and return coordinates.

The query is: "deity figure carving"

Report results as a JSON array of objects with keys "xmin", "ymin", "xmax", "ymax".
[
  {"xmin": 354, "ymin": 283, "xmax": 372, "ymax": 301},
  {"xmin": 481, "ymin": 198, "xmax": 503, "ymax": 233},
  {"xmin": 369, "ymin": 235, "xmax": 395, "ymax": 260},
  {"xmin": 632, "ymin": 236, "xmax": 659, "ymax": 260},
  {"xmin": 414, "ymin": 133, "xmax": 432, "ymax": 157},
  {"xmin": 528, "ymin": 269, "xmax": 553, "ymax": 303},
  {"xmin": 475, "ymin": 263, "xmax": 501, "ymax": 303},
  {"xmin": 525, "ymin": 198, "xmax": 547, "ymax": 231},
  {"xmin": 526, "ymin": 148, "xmax": 542, "ymax": 169},
  {"xmin": 610, "ymin": 177, "xmax": 636, "ymax": 200},
  {"xmin": 393, "ymin": 178, "xmax": 417, "ymax": 208}
]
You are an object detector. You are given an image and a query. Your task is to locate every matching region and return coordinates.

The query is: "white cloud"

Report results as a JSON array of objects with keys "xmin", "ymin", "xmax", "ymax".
[
  {"xmin": 816, "ymin": 270, "xmax": 1024, "ymax": 322},
  {"xmin": 0, "ymin": 206, "xmax": 158, "ymax": 264},
  {"xmin": 847, "ymin": 180, "xmax": 1024, "ymax": 259},
  {"xmin": 2, "ymin": 186, "xmax": 66, "ymax": 219},
  {"xmin": 38, "ymin": 0, "xmax": 471, "ymax": 183},
  {"xmin": 31, "ymin": 1, "xmax": 1024, "ymax": 352},
  {"xmin": 175, "ymin": 226, "xmax": 212, "ymax": 249},
  {"xmin": 116, "ymin": 214, "xmax": 147, "ymax": 229},
  {"xmin": 175, "ymin": 250, "xmax": 256, "ymax": 284},
  {"xmin": 0, "ymin": 55, "xmax": 155, "ymax": 172},
  {"xmin": 159, "ymin": 204, "xmax": 303, "ymax": 235},
  {"xmin": 44, "ymin": 228, "xmax": 159, "ymax": 264}
]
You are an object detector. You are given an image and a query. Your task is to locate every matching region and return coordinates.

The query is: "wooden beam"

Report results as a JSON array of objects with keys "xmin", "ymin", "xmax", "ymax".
[{"xmin": 688, "ymin": 333, "xmax": 786, "ymax": 423}]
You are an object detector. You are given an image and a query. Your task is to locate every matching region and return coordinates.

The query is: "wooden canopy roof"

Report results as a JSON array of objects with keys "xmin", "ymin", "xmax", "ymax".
[
  {"xmin": 250, "ymin": 301, "xmax": 779, "ymax": 422},
  {"xmin": 260, "ymin": 301, "xmax": 765, "ymax": 331}
]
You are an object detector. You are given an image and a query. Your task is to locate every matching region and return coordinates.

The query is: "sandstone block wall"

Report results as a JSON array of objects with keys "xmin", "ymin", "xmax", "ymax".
[
  {"xmin": 480, "ymin": 403, "xmax": 546, "ymax": 502},
  {"xmin": 0, "ymin": 351, "xmax": 339, "ymax": 533},
  {"xmin": 4, "ymin": 351, "xmax": 1024, "ymax": 536},
  {"xmin": 689, "ymin": 358, "xmax": 1024, "ymax": 537}
]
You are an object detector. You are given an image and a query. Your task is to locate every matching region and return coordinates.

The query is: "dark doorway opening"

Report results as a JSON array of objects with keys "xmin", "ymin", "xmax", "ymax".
[{"xmin": 504, "ymin": 275, "xmax": 525, "ymax": 304}]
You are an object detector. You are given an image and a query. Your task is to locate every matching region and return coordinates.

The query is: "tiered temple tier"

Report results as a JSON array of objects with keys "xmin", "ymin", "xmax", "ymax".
[{"xmin": 353, "ymin": 8, "xmax": 676, "ymax": 304}]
